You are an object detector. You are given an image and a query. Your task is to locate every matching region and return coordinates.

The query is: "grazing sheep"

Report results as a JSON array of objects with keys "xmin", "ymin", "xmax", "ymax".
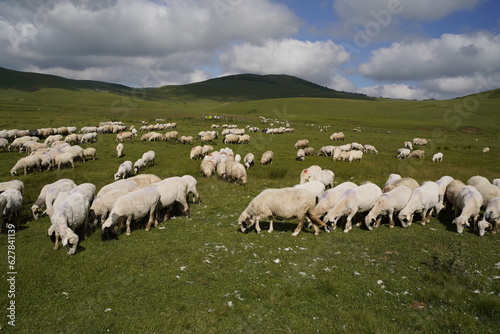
[
  {"xmin": 443, "ymin": 179, "xmax": 466, "ymax": 213},
  {"xmin": 10, "ymin": 155, "xmax": 41, "ymax": 175},
  {"xmin": 53, "ymin": 152, "xmax": 75, "ymax": 170},
  {"xmin": 483, "ymin": 197, "xmax": 500, "ymax": 234},
  {"xmin": 408, "ymin": 149, "xmax": 425, "ymax": 159},
  {"xmin": 216, "ymin": 161, "xmax": 227, "ymax": 179},
  {"xmin": 48, "ymin": 192, "xmax": 90, "ymax": 255},
  {"xmin": 0, "ymin": 138, "xmax": 8, "ymax": 152},
  {"xmin": 434, "ymin": 176, "xmax": 454, "ymax": 214},
  {"xmin": 151, "ymin": 180, "xmax": 190, "ymax": 221},
  {"xmin": 44, "ymin": 180, "xmax": 79, "ymax": 217},
  {"xmin": 323, "ymin": 182, "xmax": 382, "ymax": 233},
  {"xmin": 101, "ymin": 187, "xmax": 162, "ymax": 238},
  {"xmin": 0, "ymin": 189, "xmax": 23, "ymax": 232},
  {"xmin": 294, "ymin": 180, "xmax": 326, "ymax": 202},
  {"xmin": 348, "ymin": 150, "xmax": 363, "ymax": 163},
  {"xmin": 365, "ymin": 185, "xmax": 413, "ymax": 230},
  {"xmin": 452, "ymin": 185, "xmax": 483, "ymax": 234},
  {"xmin": 116, "ymin": 143, "xmax": 124, "ymax": 157},
  {"xmin": 296, "ymin": 149, "xmax": 305, "ymax": 161},
  {"xmin": 202, "ymin": 145, "xmax": 214, "ymax": 156},
  {"xmin": 493, "ymin": 178, "xmax": 500, "ymax": 190},
  {"xmin": 180, "ymin": 136, "xmax": 194, "ymax": 144},
  {"xmin": 309, "ymin": 169, "xmax": 335, "ymax": 188},
  {"xmin": 133, "ymin": 158, "xmax": 145, "ymax": 174},
  {"xmin": 200, "ymin": 132, "xmax": 216, "ymax": 143},
  {"xmin": 0, "ymin": 180, "xmax": 24, "ymax": 194},
  {"xmin": 317, "ymin": 145, "xmax": 336, "ymax": 156},
  {"xmin": 330, "ymin": 132, "xmax": 345, "ymax": 141},
  {"xmin": 200, "ymin": 157, "xmax": 216, "ymax": 178},
  {"xmin": 467, "ymin": 175, "xmax": 500, "ymax": 208},
  {"xmin": 127, "ymin": 174, "xmax": 162, "ymax": 188},
  {"xmin": 226, "ymin": 161, "xmax": 247, "ymax": 184},
  {"xmin": 294, "ymin": 139, "xmax": 309, "ymax": 149},
  {"xmin": 114, "ymin": 161, "xmax": 133, "ymax": 180},
  {"xmin": 299, "ymin": 165, "xmax": 322, "ymax": 184},
  {"xmin": 164, "ymin": 175, "xmax": 201, "ymax": 204},
  {"xmin": 383, "ymin": 177, "xmax": 419, "ymax": 193},
  {"xmin": 397, "ymin": 148, "xmax": 411, "ymax": 159},
  {"xmin": 244, "ymin": 153, "xmax": 255, "ymax": 169},
  {"xmin": 432, "ymin": 152, "xmax": 443, "ymax": 162},
  {"xmin": 89, "ymin": 188, "xmax": 130, "ymax": 226},
  {"xmin": 70, "ymin": 183, "xmax": 96, "ymax": 204},
  {"xmin": 398, "ymin": 181, "xmax": 440, "ymax": 226},
  {"xmin": 83, "ymin": 147, "xmax": 96, "ymax": 161},
  {"xmin": 482, "ymin": 147, "xmax": 489, "ymax": 153},
  {"xmin": 238, "ymin": 134, "xmax": 250, "ymax": 144},
  {"xmin": 384, "ymin": 173, "xmax": 401, "ymax": 188},
  {"xmin": 238, "ymin": 187, "xmax": 329, "ymax": 236},
  {"xmin": 62, "ymin": 145, "xmax": 85, "ymax": 163},
  {"xmin": 310, "ymin": 182, "xmax": 358, "ymax": 219},
  {"xmin": 31, "ymin": 179, "xmax": 77, "ymax": 219},
  {"xmin": 477, "ymin": 219, "xmax": 492, "ymax": 237},
  {"xmin": 260, "ymin": 151, "xmax": 274, "ymax": 165},
  {"xmin": 190, "ymin": 146, "xmax": 204, "ymax": 160},
  {"xmin": 96, "ymin": 179, "xmax": 139, "ymax": 197},
  {"xmin": 142, "ymin": 150, "xmax": 156, "ymax": 166}
]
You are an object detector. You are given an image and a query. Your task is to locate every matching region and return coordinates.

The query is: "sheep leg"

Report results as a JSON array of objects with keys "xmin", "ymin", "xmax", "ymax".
[
  {"xmin": 145, "ymin": 207, "xmax": 157, "ymax": 231},
  {"xmin": 344, "ymin": 211, "xmax": 356, "ymax": 233},
  {"xmin": 267, "ymin": 218, "xmax": 274, "ymax": 233},
  {"xmin": 306, "ymin": 211, "xmax": 329, "ymax": 235},
  {"xmin": 125, "ymin": 217, "xmax": 132, "ymax": 235},
  {"xmin": 292, "ymin": 217, "xmax": 305, "ymax": 237},
  {"xmin": 389, "ymin": 212, "xmax": 395, "ymax": 228}
]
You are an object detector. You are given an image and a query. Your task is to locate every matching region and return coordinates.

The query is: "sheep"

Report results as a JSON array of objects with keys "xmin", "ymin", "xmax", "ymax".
[
  {"xmin": 434, "ymin": 176, "xmax": 454, "ymax": 214},
  {"xmin": 408, "ymin": 149, "xmax": 425, "ymax": 159},
  {"xmin": 83, "ymin": 147, "xmax": 96, "ymax": 161},
  {"xmin": 432, "ymin": 152, "xmax": 443, "ymax": 162},
  {"xmin": 151, "ymin": 180, "xmax": 190, "ymax": 221},
  {"xmin": 299, "ymin": 165, "xmax": 322, "ymax": 184},
  {"xmin": 127, "ymin": 174, "xmax": 162, "ymax": 188},
  {"xmin": 330, "ymin": 132, "xmax": 345, "ymax": 141},
  {"xmin": 48, "ymin": 192, "xmax": 90, "ymax": 255},
  {"xmin": 10, "ymin": 155, "xmax": 41, "ymax": 175},
  {"xmin": 483, "ymin": 197, "xmax": 500, "ymax": 234},
  {"xmin": 238, "ymin": 187, "xmax": 329, "ymax": 236},
  {"xmin": 226, "ymin": 161, "xmax": 247, "ymax": 184},
  {"xmin": 493, "ymin": 178, "xmax": 500, "ymax": 190},
  {"xmin": 294, "ymin": 139, "xmax": 309, "ymax": 149},
  {"xmin": 452, "ymin": 185, "xmax": 483, "ymax": 234},
  {"xmin": 53, "ymin": 152, "xmax": 75, "ymax": 170},
  {"xmin": 260, "ymin": 151, "xmax": 274, "ymax": 165},
  {"xmin": 64, "ymin": 133, "xmax": 79, "ymax": 145},
  {"xmin": 162, "ymin": 131, "xmax": 178, "ymax": 141},
  {"xmin": 348, "ymin": 150, "xmax": 363, "ymax": 163},
  {"xmin": 383, "ymin": 177, "xmax": 419, "ymax": 193},
  {"xmin": 317, "ymin": 145, "xmax": 336, "ymax": 156},
  {"xmin": 482, "ymin": 147, "xmax": 489, "ymax": 153},
  {"xmin": 244, "ymin": 153, "xmax": 255, "ymax": 169},
  {"xmin": 31, "ymin": 179, "xmax": 76, "ymax": 219},
  {"xmin": 467, "ymin": 175, "xmax": 500, "ymax": 208},
  {"xmin": 200, "ymin": 157, "xmax": 216, "ymax": 178},
  {"xmin": 164, "ymin": 175, "xmax": 201, "ymax": 204},
  {"xmin": 443, "ymin": 179, "xmax": 466, "ymax": 213},
  {"xmin": 0, "ymin": 180, "xmax": 24, "ymax": 194},
  {"xmin": 62, "ymin": 145, "xmax": 85, "ymax": 163},
  {"xmin": 364, "ymin": 185, "xmax": 413, "ymax": 230},
  {"xmin": 116, "ymin": 143, "xmax": 124, "ymax": 157},
  {"xmin": 398, "ymin": 181, "xmax": 440, "ymax": 226},
  {"xmin": 142, "ymin": 150, "xmax": 156, "ymax": 166},
  {"xmin": 363, "ymin": 144, "xmax": 378, "ymax": 154},
  {"xmin": 70, "ymin": 183, "xmax": 96, "ymax": 204},
  {"xmin": 293, "ymin": 180, "xmax": 325, "ymax": 201},
  {"xmin": 44, "ymin": 180, "xmax": 79, "ymax": 217},
  {"xmin": 96, "ymin": 179, "xmax": 139, "ymax": 197},
  {"xmin": 404, "ymin": 141, "xmax": 413, "ymax": 150},
  {"xmin": 384, "ymin": 173, "xmax": 401, "ymax": 188},
  {"xmin": 190, "ymin": 146, "xmax": 204, "ymax": 160},
  {"xmin": 477, "ymin": 219, "xmax": 492, "ymax": 237},
  {"xmin": 238, "ymin": 134, "xmax": 250, "ymax": 144},
  {"xmin": 0, "ymin": 138, "xmax": 8, "ymax": 152},
  {"xmin": 309, "ymin": 169, "xmax": 335, "ymax": 188},
  {"xmin": 200, "ymin": 132, "xmax": 216, "ymax": 143},
  {"xmin": 0, "ymin": 189, "xmax": 23, "ymax": 232},
  {"xmin": 101, "ymin": 187, "xmax": 162, "ymax": 239},
  {"xmin": 180, "ymin": 136, "xmax": 193, "ymax": 144},
  {"xmin": 216, "ymin": 160, "xmax": 227, "ymax": 179},
  {"xmin": 114, "ymin": 161, "xmax": 133, "ymax": 180},
  {"xmin": 133, "ymin": 158, "xmax": 145, "ymax": 174},
  {"xmin": 296, "ymin": 149, "xmax": 305, "ymax": 161},
  {"xmin": 89, "ymin": 189, "xmax": 130, "ymax": 226},
  {"xmin": 310, "ymin": 182, "xmax": 358, "ymax": 219},
  {"xmin": 323, "ymin": 182, "xmax": 382, "ymax": 233},
  {"xmin": 397, "ymin": 148, "xmax": 411, "ymax": 159}
]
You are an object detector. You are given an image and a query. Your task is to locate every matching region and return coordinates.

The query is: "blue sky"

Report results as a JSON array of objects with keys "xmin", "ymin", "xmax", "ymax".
[{"xmin": 0, "ymin": 0, "xmax": 499, "ymax": 99}]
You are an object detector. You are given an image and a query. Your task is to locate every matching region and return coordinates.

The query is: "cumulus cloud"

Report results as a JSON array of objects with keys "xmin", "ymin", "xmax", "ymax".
[
  {"xmin": 358, "ymin": 32, "xmax": 500, "ymax": 98},
  {"xmin": 358, "ymin": 84, "xmax": 435, "ymax": 100},
  {"xmin": 220, "ymin": 39, "xmax": 352, "ymax": 89},
  {"xmin": 0, "ymin": 0, "xmax": 301, "ymax": 86}
]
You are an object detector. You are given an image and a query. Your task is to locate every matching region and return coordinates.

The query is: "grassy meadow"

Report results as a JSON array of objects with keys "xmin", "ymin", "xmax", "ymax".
[{"xmin": 0, "ymin": 85, "xmax": 499, "ymax": 333}]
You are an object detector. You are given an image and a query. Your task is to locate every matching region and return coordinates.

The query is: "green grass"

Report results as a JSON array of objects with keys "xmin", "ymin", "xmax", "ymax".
[{"xmin": 0, "ymin": 86, "xmax": 499, "ymax": 333}]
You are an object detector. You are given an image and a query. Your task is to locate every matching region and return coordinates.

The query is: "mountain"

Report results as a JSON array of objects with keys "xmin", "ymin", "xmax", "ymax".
[
  {"xmin": 0, "ymin": 67, "xmax": 131, "ymax": 93},
  {"xmin": 0, "ymin": 67, "xmax": 373, "ymax": 101}
]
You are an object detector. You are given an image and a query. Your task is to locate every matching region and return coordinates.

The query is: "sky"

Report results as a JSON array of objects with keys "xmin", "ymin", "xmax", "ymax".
[{"xmin": 0, "ymin": 0, "xmax": 499, "ymax": 100}]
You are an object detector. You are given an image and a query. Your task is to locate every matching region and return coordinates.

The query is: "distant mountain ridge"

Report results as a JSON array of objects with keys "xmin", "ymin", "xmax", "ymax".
[{"xmin": 0, "ymin": 66, "xmax": 373, "ymax": 102}]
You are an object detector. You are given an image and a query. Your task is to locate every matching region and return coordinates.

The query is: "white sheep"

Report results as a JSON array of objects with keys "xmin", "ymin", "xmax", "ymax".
[
  {"xmin": 89, "ymin": 189, "xmax": 130, "ymax": 226},
  {"xmin": 383, "ymin": 173, "xmax": 401, "ymax": 188},
  {"xmin": 323, "ymin": 182, "xmax": 382, "ymax": 233},
  {"xmin": 0, "ymin": 189, "xmax": 23, "ymax": 232},
  {"xmin": 0, "ymin": 138, "xmax": 8, "ymax": 152},
  {"xmin": 151, "ymin": 180, "xmax": 190, "ymax": 221},
  {"xmin": 483, "ymin": 197, "xmax": 500, "ymax": 235},
  {"xmin": 452, "ymin": 185, "xmax": 483, "ymax": 234},
  {"xmin": 348, "ymin": 150, "xmax": 363, "ymax": 163},
  {"xmin": 163, "ymin": 175, "xmax": 201, "ymax": 204},
  {"xmin": 190, "ymin": 146, "xmax": 204, "ymax": 160},
  {"xmin": 142, "ymin": 150, "xmax": 156, "ymax": 166},
  {"xmin": 260, "ymin": 151, "xmax": 274, "ymax": 165},
  {"xmin": 226, "ymin": 161, "xmax": 247, "ymax": 184},
  {"xmin": 127, "ymin": 174, "xmax": 162, "ymax": 188},
  {"xmin": 310, "ymin": 182, "xmax": 358, "ymax": 219},
  {"xmin": 62, "ymin": 145, "xmax": 85, "ymax": 163},
  {"xmin": 317, "ymin": 145, "xmax": 336, "ymax": 156},
  {"xmin": 493, "ymin": 178, "xmax": 500, "ymax": 190},
  {"xmin": 443, "ymin": 179, "xmax": 466, "ymax": 213},
  {"xmin": 309, "ymin": 169, "xmax": 335, "ymax": 188},
  {"xmin": 10, "ymin": 155, "xmax": 41, "ymax": 175},
  {"xmin": 296, "ymin": 149, "xmax": 305, "ymax": 161},
  {"xmin": 299, "ymin": 165, "xmax": 322, "ymax": 184},
  {"xmin": 383, "ymin": 177, "xmax": 419, "ymax": 193},
  {"xmin": 83, "ymin": 147, "xmax": 96, "ymax": 161},
  {"xmin": 116, "ymin": 143, "xmax": 124, "ymax": 157},
  {"xmin": 467, "ymin": 175, "xmax": 500, "ymax": 208},
  {"xmin": 114, "ymin": 161, "xmax": 133, "ymax": 180},
  {"xmin": 244, "ymin": 153, "xmax": 255, "ymax": 169},
  {"xmin": 294, "ymin": 139, "xmax": 309, "ymax": 149},
  {"xmin": 44, "ymin": 181, "xmax": 79, "ymax": 217},
  {"xmin": 101, "ymin": 187, "xmax": 162, "ymax": 238},
  {"xmin": 293, "ymin": 180, "xmax": 326, "ymax": 202},
  {"xmin": 200, "ymin": 156, "xmax": 216, "ymax": 178},
  {"xmin": 31, "ymin": 179, "xmax": 77, "ymax": 219},
  {"xmin": 365, "ymin": 185, "xmax": 413, "ymax": 230},
  {"xmin": 0, "ymin": 180, "xmax": 24, "ymax": 194},
  {"xmin": 408, "ymin": 149, "xmax": 425, "ymax": 159},
  {"xmin": 432, "ymin": 152, "xmax": 443, "ymax": 162},
  {"xmin": 398, "ymin": 181, "xmax": 440, "ymax": 226},
  {"xmin": 482, "ymin": 147, "xmax": 489, "ymax": 153},
  {"xmin": 70, "ymin": 183, "xmax": 96, "ymax": 204},
  {"xmin": 53, "ymin": 152, "xmax": 75, "ymax": 170},
  {"xmin": 397, "ymin": 148, "xmax": 411, "ymax": 159},
  {"xmin": 434, "ymin": 175, "xmax": 454, "ymax": 214},
  {"xmin": 238, "ymin": 187, "xmax": 329, "ymax": 236},
  {"xmin": 96, "ymin": 179, "xmax": 139, "ymax": 197},
  {"xmin": 48, "ymin": 192, "xmax": 90, "ymax": 255}
]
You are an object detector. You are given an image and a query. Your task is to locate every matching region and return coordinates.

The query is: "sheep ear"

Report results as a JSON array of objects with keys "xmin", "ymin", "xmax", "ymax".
[
  {"xmin": 62, "ymin": 237, "xmax": 68, "ymax": 247},
  {"xmin": 452, "ymin": 219, "xmax": 456, "ymax": 225}
]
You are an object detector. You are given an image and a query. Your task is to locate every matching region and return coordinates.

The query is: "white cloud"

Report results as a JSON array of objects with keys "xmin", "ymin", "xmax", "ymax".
[
  {"xmin": 220, "ymin": 39, "xmax": 351, "ymax": 88},
  {"xmin": 358, "ymin": 84, "xmax": 434, "ymax": 100}
]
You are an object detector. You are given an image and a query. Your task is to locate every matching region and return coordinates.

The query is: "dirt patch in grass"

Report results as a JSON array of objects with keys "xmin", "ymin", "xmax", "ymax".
[{"xmin": 459, "ymin": 127, "xmax": 480, "ymax": 134}]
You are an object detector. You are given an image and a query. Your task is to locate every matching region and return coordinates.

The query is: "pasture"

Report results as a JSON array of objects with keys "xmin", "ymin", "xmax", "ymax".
[{"xmin": 0, "ymin": 87, "xmax": 499, "ymax": 333}]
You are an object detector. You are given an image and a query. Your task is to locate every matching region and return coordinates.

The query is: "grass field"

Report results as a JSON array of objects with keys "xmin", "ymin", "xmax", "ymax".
[{"xmin": 0, "ymin": 84, "xmax": 499, "ymax": 333}]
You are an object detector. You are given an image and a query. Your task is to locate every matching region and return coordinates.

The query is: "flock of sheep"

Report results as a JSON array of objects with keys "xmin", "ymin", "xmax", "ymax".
[{"xmin": 238, "ymin": 165, "xmax": 500, "ymax": 238}]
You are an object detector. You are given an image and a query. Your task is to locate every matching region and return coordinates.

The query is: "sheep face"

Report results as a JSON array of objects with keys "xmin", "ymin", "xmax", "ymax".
[
  {"xmin": 62, "ymin": 233, "xmax": 79, "ymax": 255},
  {"xmin": 101, "ymin": 226, "xmax": 118, "ymax": 241},
  {"xmin": 453, "ymin": 217, "xmax": 469, "ymax": 234},
  {"xmin": 477, "ymin": 220, "xmax": 492, "ymax": 237},
  {"xmin": 31, "ymin": 205, "xmax": 43, "ymax": 220},
  {"xmin": 238, "ymin": 213, "xmax": 254, "ymax": 233},
  {"xmin": 398, "ymin": 212, "xmax": 414, "ymax": 227}
]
